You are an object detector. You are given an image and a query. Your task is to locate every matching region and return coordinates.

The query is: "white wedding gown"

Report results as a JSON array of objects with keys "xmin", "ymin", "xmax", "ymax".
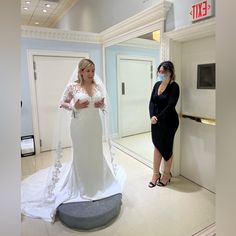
[{"xmin": 21, "ymin": 83, "xmax": 125, "ymax": 222}]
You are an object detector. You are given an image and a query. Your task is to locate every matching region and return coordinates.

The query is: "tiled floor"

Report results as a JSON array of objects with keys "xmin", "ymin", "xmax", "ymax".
[{"xmin": 21, "ymin": 147, "xmax": 215, "ymax": 236}]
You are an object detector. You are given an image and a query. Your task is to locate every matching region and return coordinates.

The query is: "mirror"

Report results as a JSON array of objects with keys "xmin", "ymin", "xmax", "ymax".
[
  {"xmin": 105, "ymin": 30, "xmax": 161, "ymax": 167},
  {"xmin": 105, "ymin": 29, "xmax": 215, "ymax": 235}
]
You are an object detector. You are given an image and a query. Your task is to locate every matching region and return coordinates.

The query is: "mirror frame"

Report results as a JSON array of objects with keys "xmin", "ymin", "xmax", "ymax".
[{"xmin": 101, "ymin": 1, "xmax": 172, "ymax": 59}]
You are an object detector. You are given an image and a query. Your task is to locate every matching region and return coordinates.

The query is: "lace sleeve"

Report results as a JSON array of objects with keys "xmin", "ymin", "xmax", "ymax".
[
  {"xmin": 59, "ymin": 83, "xmax": 74, "ymax": 110},
  {"xmin": 96, "ymin": 83, "xmax": 107, "ymax": 113},
  {"xmin": 97, "ymin": 83, "xmax": 105, "ymax": 98}
]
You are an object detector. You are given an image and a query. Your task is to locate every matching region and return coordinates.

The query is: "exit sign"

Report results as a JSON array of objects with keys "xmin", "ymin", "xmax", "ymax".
[{"xmin": 189, "ymin": 0, "xmax": 213, "ymax": 22}]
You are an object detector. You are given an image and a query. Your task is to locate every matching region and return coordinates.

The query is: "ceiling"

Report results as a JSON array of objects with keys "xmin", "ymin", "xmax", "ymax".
[
  {"xmin": 21, "ymin": 0, "xmax": 78, "ymax": 27},
  {"xmin": 21, "ymin": 0, "xmax": 160, "ymax": 41}
]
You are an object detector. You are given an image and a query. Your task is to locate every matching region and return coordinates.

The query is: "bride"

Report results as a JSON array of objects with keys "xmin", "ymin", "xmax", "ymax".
[{"xmin": 21, "ymin": 58, "xmax": 125, "ymax": 222}]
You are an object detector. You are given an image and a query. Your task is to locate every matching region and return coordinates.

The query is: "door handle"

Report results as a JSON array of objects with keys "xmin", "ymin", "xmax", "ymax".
[{"xmin": 121, "ymin": 82, "xmax": 125, "ymax": 95}]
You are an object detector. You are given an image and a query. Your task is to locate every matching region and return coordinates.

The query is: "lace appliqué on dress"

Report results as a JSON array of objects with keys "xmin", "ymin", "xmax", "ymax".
[{"xmin": 46, "ymin": 141, "xmax": 63, "ymax": 199}]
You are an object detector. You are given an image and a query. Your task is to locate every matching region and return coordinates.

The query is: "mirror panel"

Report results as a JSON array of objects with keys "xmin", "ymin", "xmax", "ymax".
[{"xmin": 105, "ymin": 30, "xmax": 161, "ymax": 166}]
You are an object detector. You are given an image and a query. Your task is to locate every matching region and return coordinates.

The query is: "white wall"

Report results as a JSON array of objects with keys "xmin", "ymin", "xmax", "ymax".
[
  {"xmin": 181, "ymin": 119, "xmax": 215, "ymax": 192},
  {"xmin": 166, "ymin": 0, "xmax": 216, "ymax": 32},
  {"xmin": 216, "ymin": 0, "xmax": 236, "ymax": 234},
  {"xmin": 181, "ymin": 36, "xmax": 215, "ymax": 118},
  {"xmin": 0, "ymin": 1, "xmax": 21, "ymax": 235},
  {"xmin": 180, "ymin": 36, "xmax": 215, "ymax": 192}
]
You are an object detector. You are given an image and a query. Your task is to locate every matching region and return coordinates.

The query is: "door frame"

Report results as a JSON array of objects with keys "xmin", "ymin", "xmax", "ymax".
[
  {"xmin": 27, "ymin": 50, "xmax": 89, "ymax": 154},
  {"xmin": 117, "ymin": 54, "xmax": 155, "ymax": 138}
]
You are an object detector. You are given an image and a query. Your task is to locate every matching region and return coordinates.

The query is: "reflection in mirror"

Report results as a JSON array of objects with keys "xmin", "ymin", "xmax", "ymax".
[
  {"xmin": 105, "ymin": 30, "xmax": 161, "ymax": 167},
  {"xmin": 105, "ymin": 29, "xmax": 215, "ymax": 236}
]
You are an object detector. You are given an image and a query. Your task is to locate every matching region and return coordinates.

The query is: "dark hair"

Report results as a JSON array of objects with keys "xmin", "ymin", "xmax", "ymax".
[{"xmin": 157, "ymin": 61, "xmax": 175, "ymax": 81}]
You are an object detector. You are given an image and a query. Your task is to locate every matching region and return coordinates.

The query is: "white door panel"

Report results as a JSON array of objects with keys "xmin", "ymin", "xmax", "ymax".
[
  {"xmin": 118, "ymin": 56, "xmax": 154, "ymax": 137},
  {"xmin": 34, "ymin": 56, "xmax": 84, "ymax": 152}
]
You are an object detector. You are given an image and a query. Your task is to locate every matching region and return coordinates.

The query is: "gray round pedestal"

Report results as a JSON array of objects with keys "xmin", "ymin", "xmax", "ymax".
[{"xmin": 57, "ymin": 193, "xmax": 122, "ymax": 230}]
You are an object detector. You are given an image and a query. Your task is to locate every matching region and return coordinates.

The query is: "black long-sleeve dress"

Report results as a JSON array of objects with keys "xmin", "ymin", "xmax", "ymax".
[{"xmin": 149, "ymin": 81, "xmax": 180, "ymax": 161}]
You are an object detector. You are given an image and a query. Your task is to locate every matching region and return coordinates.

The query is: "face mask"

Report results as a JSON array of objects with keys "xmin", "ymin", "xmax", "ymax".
[{"xmin": 157, "ymin": 74, "xmax": 166, "ymax": 81}]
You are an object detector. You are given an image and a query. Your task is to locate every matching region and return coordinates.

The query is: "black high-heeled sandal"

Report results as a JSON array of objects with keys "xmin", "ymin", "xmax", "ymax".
[
  {"xmin": 157, "ymin": 172, "xmax": 172, "ymax": 187},
  {"xmin": 148, "ymin": 172, "xmax": 161, "ymax": 188}
]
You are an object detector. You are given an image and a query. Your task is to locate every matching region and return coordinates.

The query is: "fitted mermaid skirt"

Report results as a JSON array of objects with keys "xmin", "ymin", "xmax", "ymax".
[{"xmin": 21, "ymin": 105, "xmax": 125, "ymax": 222}]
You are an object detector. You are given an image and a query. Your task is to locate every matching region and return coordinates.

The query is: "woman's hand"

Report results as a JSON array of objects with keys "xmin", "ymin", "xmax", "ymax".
[
  {"xmin": 94, "ymin": 98, "xmax": 104, "ymax": 108},
  {"xmin": 151, "ymin": 116, "xmax": 158, "ymax": 124},
  {"xmin": 74, "ymin": 99, "xmax": 89, "ymax": 109}
]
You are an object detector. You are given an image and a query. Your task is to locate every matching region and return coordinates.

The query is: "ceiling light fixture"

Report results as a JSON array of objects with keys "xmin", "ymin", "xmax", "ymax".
[
  {"xmin": 25, "ymin": 1, "xmax": 31, "ymax": 4},
  {"xmin": 23, "ymin": 7, "xmax": 29, "ymax": 10},
  {"xmin": 43, "ymin": 9, "xmax": 47, "ymax": 13},
  {"xmin": 45, "ymin": 4, "xmax": 51, "ymax": 8},
  {"xmin": 152, "ymin": 30, "xmax": 160, "ymax": 42},
  {"xmin": 35, "ymin": 22, "xmax": 39, "ymax": 25}
]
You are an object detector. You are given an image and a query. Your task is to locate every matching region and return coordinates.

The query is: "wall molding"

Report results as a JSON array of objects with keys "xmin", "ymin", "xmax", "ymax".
[
  {"xmin": 100, "ymin": 1, "xmax": 172, "ymax": 47},
  {"xmin": 165, "ymin": 18, "xmax": 216, "ymax": 42},
  {"xmin": 160, "ymin": 32, "xmax": 170, "ymax": 61},
  {"xmin": 21, "ymin": 25, "xmax": 101, "ymax": 43},
  {"xmin": 118, "ymin": 38, "xmax": 160, "ymax": 50},
  {"xmin": 21, "ymin": 0, "xmax": 172, "ymax": 46},
  {"xmin": 21, "ymin": 2, "xmax": 215, "ymax": 46}
]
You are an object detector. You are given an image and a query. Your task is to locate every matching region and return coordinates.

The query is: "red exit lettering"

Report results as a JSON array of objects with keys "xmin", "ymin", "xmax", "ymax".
[{"xmin": 190, "ymin": 0, "xmax": 212, "ymax": 22}]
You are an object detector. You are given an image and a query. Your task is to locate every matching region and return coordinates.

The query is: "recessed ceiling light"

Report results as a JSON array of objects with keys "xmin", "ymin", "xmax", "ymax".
[
  {"xmin": 45, "ymin": 4, "xmax": 51, "ymax": 8},
  {"xmin": 43, "ymin": 9, "xmax": 47, "ymax": 13},
  {"xmin": 35, "ymin": 22, "xmax": 39, "ymax": 25},
  {"xmin": 23, "ymin": 7, "xmax": 29, "ymax": 10},
  {"xmin": 25, "ymin": 1, "xmax": 31, "ymax": 4}
]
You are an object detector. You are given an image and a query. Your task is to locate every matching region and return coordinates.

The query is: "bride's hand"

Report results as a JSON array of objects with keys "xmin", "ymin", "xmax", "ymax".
[
  {"xmin": 74, "ymin": 99, "xmax": 89, "ymax": 109},
  {"xmin": 94, "ymin": 98, "xmax": 104, "ymax": 108}
]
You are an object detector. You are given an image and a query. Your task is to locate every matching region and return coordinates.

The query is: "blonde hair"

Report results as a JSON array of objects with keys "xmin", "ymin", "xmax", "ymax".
[{"xmin": 77, "ymin": 58, "xmax": 95, "ymax": 84}]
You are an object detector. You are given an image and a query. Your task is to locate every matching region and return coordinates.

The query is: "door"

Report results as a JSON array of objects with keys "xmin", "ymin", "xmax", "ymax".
[
  {"xmin": 117, "ymin": 56, "xmax": 154, "ymax": 137},
  {"xmin": 33, "ymin": 55, "xmax": 84, "ymax": 152}
]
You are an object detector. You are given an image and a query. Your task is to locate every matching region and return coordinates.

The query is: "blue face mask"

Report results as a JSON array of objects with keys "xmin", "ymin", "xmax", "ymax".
[{"xmin": 157, "ymin": 74, "xmax": 165, "ymax": 81}]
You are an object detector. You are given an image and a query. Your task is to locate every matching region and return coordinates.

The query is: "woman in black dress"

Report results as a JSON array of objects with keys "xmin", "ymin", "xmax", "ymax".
[{"xmin": 148, "ymin": 61, "xmax": 179, "ymax": 187}]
